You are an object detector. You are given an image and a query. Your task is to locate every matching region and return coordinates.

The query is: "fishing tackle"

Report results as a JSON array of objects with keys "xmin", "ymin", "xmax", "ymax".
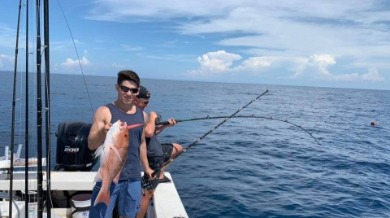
[
  {"xmin": 160, "ymin": 89, "xmax": 269, "ymax": 171},
  {"xmin": 157, "ymin": 114, "xmax": 321, "ymax": 145}
]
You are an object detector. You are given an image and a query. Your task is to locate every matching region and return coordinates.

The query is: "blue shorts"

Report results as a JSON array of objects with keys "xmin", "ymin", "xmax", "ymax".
[{"xmin": 89, "ymin": 180, "xmax": 141, "ymax": 218}]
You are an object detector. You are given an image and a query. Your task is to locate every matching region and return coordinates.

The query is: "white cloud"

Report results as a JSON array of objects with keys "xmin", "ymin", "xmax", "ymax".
[
  {"xmin": 61, "ymin": 50, "xmax": 90, "ymax": 69},
  {"xmin": 309, "ymin": 54, "xmax": 336, "ymax": 78},
  {"xmin": 361, "ymin": 68, "xmax": 384, "ymax": 82},
  {"xmin": 0, "ymin": 54, "xmax": 14, "ymax": 69},
  {"xmin": 241, "ymin": 57, "xmax": 273, "ymax": 69},
  {"xmin": 90, "ymin": 1, "xmax": 388, "ymax": 80},
  {"xmin": 61, "ymin": 56, "xmax": 90, "ymax": 68},
  {"xmin": 2, "ymin": 0, "xmax": 387, "ymax": 88},
  {"xmin": 189, "ymin": 51, "xmax": 292, "ymax": 76},
  {"xmin": 83, "ymin": 0, "xmax": 389, "ymax": 87},
  {"xmin": 87, "ymin": 0, "xmax": 241, "ymax": 20},
  {"xmin": 304, "ymin": 54, "xmax": 385, "ymax": 82},
  {"xmin": 190, "ymin": 50, "xmax": 241, "ymax": 75},
  {"xmin": 189, "ymin": 51, "xmax": 385, "ymax": 83}
]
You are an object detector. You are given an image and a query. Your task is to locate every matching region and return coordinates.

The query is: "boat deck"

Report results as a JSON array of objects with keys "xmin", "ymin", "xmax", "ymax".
[{"xmin": 0, "ymin": 171, "xmax": 188, "ymax": 218}]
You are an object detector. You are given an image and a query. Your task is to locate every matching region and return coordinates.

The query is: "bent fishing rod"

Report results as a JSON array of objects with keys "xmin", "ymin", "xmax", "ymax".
[
  {"xmin": 159, "ymin": 89, "xmax": 269, "ymax": 172},
  {"xmin": 157, "ymin": 114, "xmax": 321, "ymax": 145}
]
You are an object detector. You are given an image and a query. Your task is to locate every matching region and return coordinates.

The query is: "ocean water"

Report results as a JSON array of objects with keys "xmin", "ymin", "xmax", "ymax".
[{"xmin": 1, "ymin": 72, "xmax": 389, "ymax": 217}]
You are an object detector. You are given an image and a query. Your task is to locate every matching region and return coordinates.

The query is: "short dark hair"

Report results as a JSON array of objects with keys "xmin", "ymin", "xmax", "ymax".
[{"xmin": 117, "ymin": 70, "xmax": 140, "ymax": 87}]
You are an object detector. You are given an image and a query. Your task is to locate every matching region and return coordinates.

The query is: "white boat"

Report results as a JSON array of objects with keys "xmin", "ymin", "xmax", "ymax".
[
  {"xmin": 0, "ymin": 122, "xmax": 188, "ymax": 218},
  {"xmin": 0, "ymin": 171, "xmax": 187, "ymax": 218},
  {"xmin": 1, "ymin": 1, "xmax": 188, "ymax": 217}
]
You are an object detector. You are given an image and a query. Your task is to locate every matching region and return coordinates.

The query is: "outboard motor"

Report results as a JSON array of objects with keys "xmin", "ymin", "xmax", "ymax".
[
  {"xmin": 52, "ymin": 122, "xmax": 96, "ymax": 208},
  {"xmin": 55, "ymin": 121, "xmax": 97, "ymax": 171}
]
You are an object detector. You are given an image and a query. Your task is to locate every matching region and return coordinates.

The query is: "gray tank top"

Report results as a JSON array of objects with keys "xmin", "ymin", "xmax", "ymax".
[{"xmin": 106, "ymin": 103, "xmax": 144, "ymax": 180}]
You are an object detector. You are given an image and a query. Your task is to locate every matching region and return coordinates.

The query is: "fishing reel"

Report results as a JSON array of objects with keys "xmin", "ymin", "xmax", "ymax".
[
  {"xmin": 154, "ymin": 113, "xmax": 162, "ymax": 125},
  {"xmin": 141, "ymin": 172, "xmax": 159, "ymax": 190},
  {"xmin": 141, "ymin": 176, "xmax": 153, "ymax": 190}
]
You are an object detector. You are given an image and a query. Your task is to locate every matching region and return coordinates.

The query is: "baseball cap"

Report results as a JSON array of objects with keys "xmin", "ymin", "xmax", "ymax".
[{"xmin": 137, "ymin": 86, "xmax": 151, "ymax": 99}]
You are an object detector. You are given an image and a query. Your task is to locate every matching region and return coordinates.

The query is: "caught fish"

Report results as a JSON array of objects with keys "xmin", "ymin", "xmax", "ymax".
[{"xmin": 93, "ymin": 120, "xmax": 143, "ymax": 206}]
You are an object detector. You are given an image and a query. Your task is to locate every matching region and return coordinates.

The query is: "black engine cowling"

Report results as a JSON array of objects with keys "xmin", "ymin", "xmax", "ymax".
[{"xmin": 55, "ymin": 122, "xmax": 96, "ymax": 171}]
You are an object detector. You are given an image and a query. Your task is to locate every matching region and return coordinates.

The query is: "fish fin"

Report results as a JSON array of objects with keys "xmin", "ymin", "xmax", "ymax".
[
  {"xmin": 94, "ymin": 144, "xmax": 105, "ymax": 157},
  {"xmin": 94, "ymin": 190, "xmax": 110, "ymax": 206},
  {"xmin": 109, "ymin": 145, "xmax": 123, "ymax": 163},
  {"xmin": 112, "ymin": 170, "xmax": 122, "ymax": 184},
  {"xmin": 127, "ymin": 123, "xmax": 144, "ymax": 129},
  {"xmin": 113, "ymin": 177, "xmax": 119, "ymax": 184},
  {"xmin": 94, "ymin": 171, "xmax": 102, "ymax": 182}
]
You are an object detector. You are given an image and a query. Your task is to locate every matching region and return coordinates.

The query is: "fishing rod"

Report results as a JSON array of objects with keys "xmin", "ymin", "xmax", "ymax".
[
  {"xmin": 9, "ymin": 0, "xmax": 24, "ymax": 216},
  {"xmin": 43, "ymin": 0, "xmax": 53, "ymax": 217},
  {"xmin": 159, "ymin": 89, "xmax": 269, "ymax": 171},
  {"xmin": 156, "ymin": 115, "xmax": 321, "ymax": 145},
  {"xmin": 24, "ymin": 0, "xmax": 31, "ymax": 217},
  {"xmin": 36, "ymin": 0, "xmax": 45, "ymax": 216}
]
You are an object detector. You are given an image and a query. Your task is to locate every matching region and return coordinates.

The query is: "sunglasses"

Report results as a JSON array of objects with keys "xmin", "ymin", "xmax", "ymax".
[
  {"xmin": 140, "ymin": 100, "xmax": 149, "ymax": 105},
  {"xmin": 119, "ymin": 85, "xmax": 139, "ymax": 94}
]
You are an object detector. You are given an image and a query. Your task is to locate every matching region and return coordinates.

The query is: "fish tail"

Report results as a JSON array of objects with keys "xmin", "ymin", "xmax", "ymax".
[{"xmin": 94, "ymin": 190, "xmax": 110, "ymax": 206}]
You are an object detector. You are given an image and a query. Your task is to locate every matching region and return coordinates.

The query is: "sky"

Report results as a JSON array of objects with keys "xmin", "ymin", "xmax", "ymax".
[{"xmin": 1, "ymin": 0, "xmax": 390, "ymax": 90}]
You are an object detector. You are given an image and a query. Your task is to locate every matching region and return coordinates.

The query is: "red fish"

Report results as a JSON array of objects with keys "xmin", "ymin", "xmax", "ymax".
[{"xmin": 93, "ymin": 120, "xmax": 143, "ymax": 206}]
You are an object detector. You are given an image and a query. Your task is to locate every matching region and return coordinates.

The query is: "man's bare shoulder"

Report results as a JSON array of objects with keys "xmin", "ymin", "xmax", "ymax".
[
  {"xmin": 94, "ymin": 105, "xmax": 111, "ymax": 122},
  {"xmin": 96, "ymin": 105, "xmax": 110, "ymax": 113}
]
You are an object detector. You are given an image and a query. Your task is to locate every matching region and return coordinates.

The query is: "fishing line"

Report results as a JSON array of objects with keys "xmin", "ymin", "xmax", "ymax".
[
  {"xmin": 40, "ymin": 1, "xmax": 96, "ymax": 210},
  {"xmin": 160, "ymin": 89, "xmax": 269, "ymax": 171},
  {"xmin": 157, "ymin": 115, "xmax": 321, "ymax": 145},
  {"xmin": 55, "ymin": 0, "xmax": 95, "ymax": 115}
]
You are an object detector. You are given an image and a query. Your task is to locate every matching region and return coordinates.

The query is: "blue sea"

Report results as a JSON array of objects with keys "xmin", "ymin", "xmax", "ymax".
[{"xmin": 1, "ymin": 71, "xmax": 389, "ymax": 218}]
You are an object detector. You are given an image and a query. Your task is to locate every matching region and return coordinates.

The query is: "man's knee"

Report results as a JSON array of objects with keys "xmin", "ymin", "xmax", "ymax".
[{"xmin": 172, "ymin": 143, "xmax": 183, "ymax": 153}]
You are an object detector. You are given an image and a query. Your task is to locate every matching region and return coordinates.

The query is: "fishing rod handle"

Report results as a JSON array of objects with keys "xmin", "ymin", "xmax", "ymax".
[
  {"xmin": 155, "ymin": 119, "xmax": 183, "ymax": 125},
  {"xmin": 155, "ymin": 120, "xmax": 169, "ymax": 125}
]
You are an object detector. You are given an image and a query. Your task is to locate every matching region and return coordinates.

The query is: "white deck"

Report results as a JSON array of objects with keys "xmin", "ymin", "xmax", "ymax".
[
  {"xmin": 149, "ymin": 173, "xmax": 188, "ymax": 218},
  {"xmin": 0, "ymin": 171, "xmax": 94, "ymax": 191},
  {"xmin": 0, "ymin": 171, "xmax": 188, "ymax": 218}
]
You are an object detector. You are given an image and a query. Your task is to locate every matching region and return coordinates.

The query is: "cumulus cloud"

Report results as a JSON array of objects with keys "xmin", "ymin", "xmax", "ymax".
[
  {"xmin": 89, "ymin": 0, "xmax": 388, "ymax": 87},
  {"xmin": 61, "ymin": 56, "xmax": 90, "ymax": 68},
  {"xmin": 241, "ymin": 57, "xmax": 273, "ymax": 69},
  {"xmin": 189, "ymin": 51, "xmax": 385, "ymax": 83},
  {"xmin": 189, "ymin": 51, "xmax": 298, "ymax": 76},
  {"xmin": 309, "ymin": 54, "xmax": 336, "ymax": 78},
  {"xmin": 361, "ymin": 68, "xmax": 384, "ymax": 82},
  {"xmin": 189, "ymin": 50, "xmax": 241, "ymax": 75},
  {"xmin": 61, "ymin": 50, "xmax": 90, "ymax": 69},
  {"xmin": 306, "ymin": 54, "xmax": 384, "ymax": 82},
  {"xmin": 2, "ymin": 0, "xmax": 386, "ymax": 88}
]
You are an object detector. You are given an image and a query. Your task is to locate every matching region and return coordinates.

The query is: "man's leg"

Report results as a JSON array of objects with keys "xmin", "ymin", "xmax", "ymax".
[
  {"xmin": 118, "ymin": 180, "xmax": 141, "ymax": 218},
  {"xmin": 170, "ymin": 143, "xmax": 183, "ymax": 159}
]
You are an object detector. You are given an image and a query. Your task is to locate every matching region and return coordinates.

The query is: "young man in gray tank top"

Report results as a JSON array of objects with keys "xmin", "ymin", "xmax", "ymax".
[
  {"xmin": 88, "ymin": 70, "xmax": 154, "ymax": 218},
  {"xmin": 134, "ymin": 85, "xmax": 183, "ymax": 218}
]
